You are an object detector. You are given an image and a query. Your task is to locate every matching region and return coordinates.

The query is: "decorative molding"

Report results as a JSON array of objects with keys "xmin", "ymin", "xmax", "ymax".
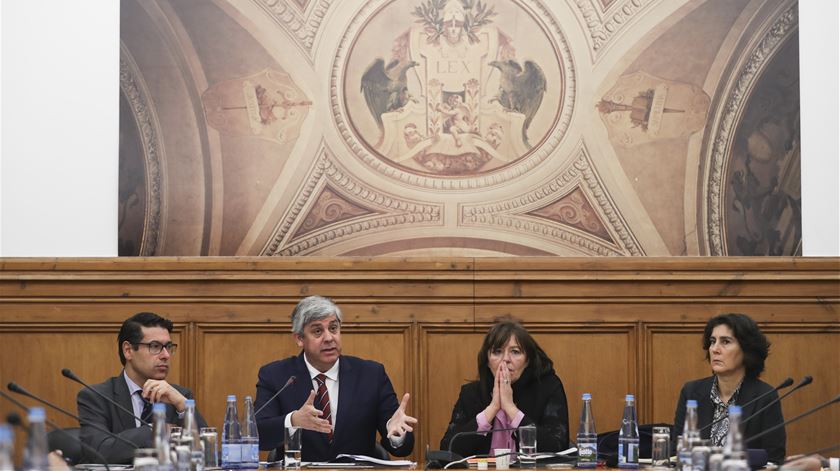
[
  {"xmin": 573, "ymin": 0, "xmax": 658, "ymax": 61},
  {"xmin": 252, "ymin": 0, "xmax": 335, "ymax": 61},
  {"xmin": 262, "ymin": 145, "xmax": 443, "ymax": 256},
  {"xmin": 120, "ymin": 43, "xmax": 164, "ymax": 256},
  {"xmin": 461, "ymin": 143, "xmax": 643, "ymax": 256},
  {"xmin": 330, "ymin": 0, "xmax": 576, "ymax": 190},
  {"xmin": 704, "ymin": 3, "xmax": 798, "ymax": 255}
]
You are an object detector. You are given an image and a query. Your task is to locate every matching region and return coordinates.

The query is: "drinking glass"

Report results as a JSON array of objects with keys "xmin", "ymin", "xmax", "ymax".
[
  {"xmin": 200, "ymin": 427, "xmax": 219, "ymax": 468},
  {"xmin": 518, "ymin": 425, "xmax": 537, "ymax": 468},
  {"xmin": 651, "ymin": 426, "xmax": 670, "ymax": 467},
  {"xmin": 284, "ymin": 426, "xmax": 302, "ymax": 470}
]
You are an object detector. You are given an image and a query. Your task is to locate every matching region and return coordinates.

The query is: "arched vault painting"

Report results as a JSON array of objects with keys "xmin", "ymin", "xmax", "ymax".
[{"xmin": 119, "ymin": 0, "xmax": 801, "ymax": 256}]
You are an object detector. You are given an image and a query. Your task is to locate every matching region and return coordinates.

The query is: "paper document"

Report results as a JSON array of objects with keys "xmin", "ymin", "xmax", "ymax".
[{"xmin": 335, "ymin": 454, "xmax": 416, "ymax": 467}]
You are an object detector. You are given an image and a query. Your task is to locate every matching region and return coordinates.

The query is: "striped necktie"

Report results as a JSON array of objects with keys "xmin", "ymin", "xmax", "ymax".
[{"xmin": 314, "ymin": 374, "xmax": 333, "ymax": 442}]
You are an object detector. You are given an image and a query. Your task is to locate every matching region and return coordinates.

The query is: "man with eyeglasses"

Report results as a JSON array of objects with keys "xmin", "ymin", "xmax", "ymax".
[{"xmin": 76, "ymin": 312, "xmax": 207, "ymax": 464}]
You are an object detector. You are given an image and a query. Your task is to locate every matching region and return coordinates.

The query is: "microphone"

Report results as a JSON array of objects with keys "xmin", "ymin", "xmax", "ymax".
[
  {"xmin": 698, "ymin": 377, "xmax": 794, "ymax": 434},
  {"xmin": 741, "ymin": 375, "xmax": 812, "ymax": 426},
  {"xmin": 255, "ymin": 376, "xmax": 296, "ymax": 418},
  {"xmin": 4, "ymin": 383, "xmax": 140, "ymax": 450},
  {"xmin": 3, "ymin": 397, "xmax": 111, "ymax": 469},
  {"xmin": 61, "ymin": 368, "xmax": 150, "ymax": 427},
  {"xmin": 746, "ymin": 393, "xmax": 840, "ymax": 445},
  {"xmin": 427, "ymin": 426, "xmax": 523, "ymax": 469}
]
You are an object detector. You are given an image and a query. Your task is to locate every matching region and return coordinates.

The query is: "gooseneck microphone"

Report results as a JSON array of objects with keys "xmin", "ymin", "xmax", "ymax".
[
  {"xmin": 4, "ymin": 383, "xmax": 140, "ymax": 450},
  {"xmin": 255, "ymin": 376, "xmax": 297, "ymax": 418},
  {"xmin": 746, "ymin": 393, "xmax": 840, "ymax": 445},
  {"xmin": 697, "ymin": 376, "xmax": 794, "ymax": 434},
  {"xmin": 5, "ymin": 403, "xmax": 112, "ymax": 470},
  {"xmin": 741, "ymin": 375, "xmax": 812, "ymax": 426},
  {"xmin": 447, "ymin": 426, "xmax": 521, "ymax": 455},
  {"xmin": 61, "ymin": 368, "xmax": 150, "ymax": 427}
]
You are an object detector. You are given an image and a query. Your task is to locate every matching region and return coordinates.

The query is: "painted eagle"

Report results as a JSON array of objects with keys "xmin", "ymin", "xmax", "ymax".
[
  {"xmin": 488, "ymin": 59, "xmax": 547, "ymax": 147},
  {"xmin": 360, "ymin": 58, "xmax": 419, "ymax": 130}
]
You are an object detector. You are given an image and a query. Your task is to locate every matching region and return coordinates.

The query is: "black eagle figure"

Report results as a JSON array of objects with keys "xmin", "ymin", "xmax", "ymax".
[
  {"xmin": 489, "ymin": 59, "xmax": 547, "ymax": 147},
  {"xmin": 360, "ymin": 58, "xmax": 419, "ymax": 130}
]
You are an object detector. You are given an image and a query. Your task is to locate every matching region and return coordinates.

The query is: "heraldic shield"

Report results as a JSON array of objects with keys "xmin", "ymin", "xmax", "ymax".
[{"xmin": 354, "ymin": 0, "xmax": 562, "ymax": 177}]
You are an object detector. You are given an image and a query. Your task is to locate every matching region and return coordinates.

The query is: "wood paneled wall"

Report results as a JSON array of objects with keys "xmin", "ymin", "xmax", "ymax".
[{"xmin": 1, "ymin": 257, "xmax": 838, "ymax": 462}]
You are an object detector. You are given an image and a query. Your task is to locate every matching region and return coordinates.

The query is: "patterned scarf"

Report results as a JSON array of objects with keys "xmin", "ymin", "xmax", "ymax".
[{"xmin": 709, "ymin": 376, "xmax": 743, "ymax": 446}]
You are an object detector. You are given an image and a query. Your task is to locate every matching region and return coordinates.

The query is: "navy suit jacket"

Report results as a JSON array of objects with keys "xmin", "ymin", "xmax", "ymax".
[
  {"xmin": 672, "ymin": 376, "xmax": 785, "ymax": 463},
  {"xmin": 255, "ymin": 353, "xmax": 414, "ymax": 462}
]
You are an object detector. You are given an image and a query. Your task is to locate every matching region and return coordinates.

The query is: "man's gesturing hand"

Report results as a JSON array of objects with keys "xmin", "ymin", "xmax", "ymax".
[
  {"xmin": 291, "ymin": 390, "xmax": 333, "ymax": 434},
  {"xmin": 387, "ymin": 393, "xmax": 418, "ymax": 439}
]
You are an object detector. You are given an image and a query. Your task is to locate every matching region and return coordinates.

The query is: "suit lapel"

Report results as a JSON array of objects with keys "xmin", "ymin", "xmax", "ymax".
[
  {"xmin": 736, "ymin": 377, "xmax": 759, "ymax": 419},
  {"xmin": 697, "ymin": 377, "xmax": 715, "ymax": 439},
  {"xmin": 112, "ymin": 375, "xmax": 139, "ymax": 431},
  {"xmin": 334, "ymin": 357, "xmax": 356, "ymax": 445}
]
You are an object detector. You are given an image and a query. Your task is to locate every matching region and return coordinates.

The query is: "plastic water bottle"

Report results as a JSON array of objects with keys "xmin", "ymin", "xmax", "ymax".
[
  {"xmin": 23, "ymin": 407, "xmax": 49, "ymax": 471},
  {"xmin": 182, "ymin": 399, "xmax": 204, "ymax": 471},
  {"xmin": 618, "ymin": 394, "xmax": 640, "ymax": 469},
  {"xmin": 722, "ymin": 406, "xmax": 749, "ymax": 471},
  {"xmin": 153, "ymin": 403, "xmax": 174, "ymax": 471},
  {"xmin": 222, "ymin": 395, "xmax": 242, "ymax": 469},
  {"xmin": 680, "ymin": 400, "xmax": 700, "ymax": 471},
  {"xmin": 241, "ymin": 396, "xmax": 260, "ymax": 468},
  {"xmin": 0, "ymin": 424, "xmax": 14, "ymax": 471},
  {"xmin": 576, "ymin": 393, "xmax": 598, "ymax": 468}
]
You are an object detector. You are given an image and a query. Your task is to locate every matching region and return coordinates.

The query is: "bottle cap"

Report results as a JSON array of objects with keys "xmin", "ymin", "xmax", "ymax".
[
  {"xmin": 625, "ymin": 394, "xmax": 634, "ymax": 401},
  {"xmin": 687, "ymin": 399, "xmax": 698, "ymax": 407},
  {"xmin": 582, "ymin": 393, "xmax": 592, "ymax": 400},
  {"xmin": 185, "ymin": 399, "xmax": 195, "ymax": 407},
  {"xmin": 153, "ymin": 403, "xmax": 166, "ymax": 413},
  {"xmin": 227, "ymin": 395, "xmax": 237, "ymax": 401},
  {"xmin": 728, "ymin": 405, "xmax": 742, "ymax": 415},
  {"xmin": 245, "ymin": 396, "xmax": 253, "ymax": 401},
  {"xmin": 28, "ymin": 407, "xmax": 45, "ymax": 421}
]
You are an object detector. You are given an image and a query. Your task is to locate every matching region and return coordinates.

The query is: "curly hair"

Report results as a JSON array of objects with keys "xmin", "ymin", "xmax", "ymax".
[{"xmin": 702, "ymin": 313, "xmax": 770, "ymax": 379}]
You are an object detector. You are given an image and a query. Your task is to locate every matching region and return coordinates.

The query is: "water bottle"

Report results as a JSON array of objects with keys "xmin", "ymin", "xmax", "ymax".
[
  {"xmin": 618, "ymin": 394, "xmax": 639, "ymax": 469},
  {"xmin": 22, "ymin": 407, "xmax": 49, "ymax": 471},
  {"xmin": 0, "ymin": 425, "xmax": 14, "ymax": 471},
  {"xmin": 576, "ymin": 393, "xmax": 598, "ymax": 468},
  {"xmin": 241, "ymin": 396, "xmax": 260, "ymax": 468},
  {"xmin": 181, "ymin": 399, "xmax": 204, "ymax": 471},
  {"xmin": 722, "ymin": 406, "xmax": 749, "ymax": 471},
  {"xmin": 222, "ymin": 395, "xmax": 242, "ymax": 469},
  {"xmin": 153, "ymin": 403, "xmax": 174, "ymax": 471},
  {"xmin": 680, "ymin": 400, "xmax": 700, "ymax": 471}
]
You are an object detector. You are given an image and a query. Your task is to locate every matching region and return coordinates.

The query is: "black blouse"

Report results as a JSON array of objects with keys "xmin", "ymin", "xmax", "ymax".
[{"xmin": 440, "ymin": 367, "xmax": 569, "ymax": 457}]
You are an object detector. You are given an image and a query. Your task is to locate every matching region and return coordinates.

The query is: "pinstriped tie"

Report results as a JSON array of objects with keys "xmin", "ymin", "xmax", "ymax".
[{"xmin": 314, "ymin": 374, "xmax": 333, "ymax": 442}]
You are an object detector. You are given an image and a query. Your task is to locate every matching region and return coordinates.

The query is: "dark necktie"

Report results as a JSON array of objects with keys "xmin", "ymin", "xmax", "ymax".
[
  {"xmin": 138, "ymin": 392, "xmax": 153, "ymax": 424},
  {"xmin": 314, "ymin": 374, "xmax": 333, "ymax": 442}
]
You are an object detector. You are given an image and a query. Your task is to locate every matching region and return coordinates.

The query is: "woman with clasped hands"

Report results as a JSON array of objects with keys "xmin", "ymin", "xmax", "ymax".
[
  {"xmin": 440, "ymin": 318, "xmax": 569, "ymax": 457},
  {"xmin": 672, "ymin": 313, "xmax": 786, "ymax": 463}
]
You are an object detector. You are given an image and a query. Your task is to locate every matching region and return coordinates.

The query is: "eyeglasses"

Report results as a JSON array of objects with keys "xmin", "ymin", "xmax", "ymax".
[{"xmin": 133, "ymin": 341, "xmax": 177, "ymax": 355}]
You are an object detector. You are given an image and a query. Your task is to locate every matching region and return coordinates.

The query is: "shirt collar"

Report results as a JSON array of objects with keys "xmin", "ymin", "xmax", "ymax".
[
  {"xmin": 711, "ymin": 375, "xmax": 743, "ymax": 407},
  {"xmin": 302, "ymin": 354, "xmax": 340, "ymax": 382},
  {"xmin": 123, "ymin": 370, "xmax": 143, "ymax": 396}
]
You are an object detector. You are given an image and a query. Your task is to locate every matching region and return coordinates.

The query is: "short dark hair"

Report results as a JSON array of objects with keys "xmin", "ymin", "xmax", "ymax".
[
  {"xmin": 702, "ymin": 313, "xmax": 770, "ymax": 379},
  {"xmin": 118, "ymin": 312, "xmax": 173, "ymax": 365},
  {"xmin": 477, "ymin": 317, "xmax": 553, "ymax": 399}
]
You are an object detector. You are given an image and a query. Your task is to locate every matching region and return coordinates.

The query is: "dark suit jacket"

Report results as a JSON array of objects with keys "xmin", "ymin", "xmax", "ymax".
[
  {"xmin": 255, "ymin": 353, "xmax": 414, "ymax": 462},
  {"xmin": 439, "ymin": 367, "xmax": 569, "ymax": 456},
  {"xmin": 76, "ymin": 374, "xmax": 207, "ymax": 464},
  {"xmin": 672, "ymin": 376, "xmax": 785, "ymax": 463}
]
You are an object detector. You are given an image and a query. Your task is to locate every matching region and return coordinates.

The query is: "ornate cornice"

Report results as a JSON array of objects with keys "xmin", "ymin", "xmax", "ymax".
[
  {"xmin": 330, "ymin": 0, "xmax": 576, "ymax": 190},
  {"xmin": 119, "ymin": 43, "xmax": 164, "ymax": 256},
  {"xmin": 461, "ymin": 143, "xmax": 643, "ymax": 256},
  {"xmin": 252, "ymin": 0, "xmax": 335, "ymax": 61},
  {"xmin": 262, "ymin": 145, "xmax": 442, "ymax": 255},
  {"xmin": 704, "ymin": 3, "xmax": 797, "ymax": 255},
  {"xmin": 573, "ymin": 0, "xmax": 658, "ymax": 61}
]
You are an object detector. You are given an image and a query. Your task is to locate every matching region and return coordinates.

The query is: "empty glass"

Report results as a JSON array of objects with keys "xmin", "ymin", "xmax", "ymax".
[
  {"xmin": 200, "ymin": 427, "xmax": 219, "ymax": 468},
  {"xmin": 651, "ymin": 426, "xmax": 670, "ymax": 467}
]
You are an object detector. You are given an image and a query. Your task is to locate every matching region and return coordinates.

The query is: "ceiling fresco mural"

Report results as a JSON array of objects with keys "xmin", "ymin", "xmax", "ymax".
[{"xmin": 118, "ymin": 0, "xmax": 801, "ymax": 256}]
